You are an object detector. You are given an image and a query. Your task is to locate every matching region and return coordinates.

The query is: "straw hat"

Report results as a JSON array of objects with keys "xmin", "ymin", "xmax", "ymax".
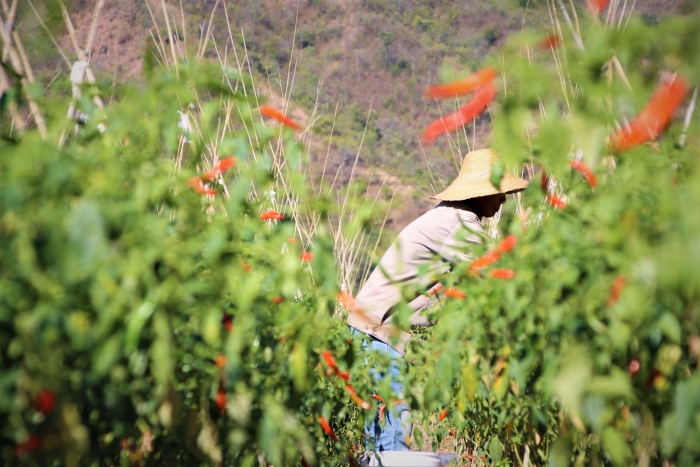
[{"xmin": 432, "ymin": 148, "xmax": 529, "ymax": 201}]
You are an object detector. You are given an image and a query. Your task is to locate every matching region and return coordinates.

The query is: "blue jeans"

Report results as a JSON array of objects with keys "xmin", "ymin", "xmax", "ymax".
[{"xmin": 352, "ymin": 328, "xmax": 411, "ymax": 452}]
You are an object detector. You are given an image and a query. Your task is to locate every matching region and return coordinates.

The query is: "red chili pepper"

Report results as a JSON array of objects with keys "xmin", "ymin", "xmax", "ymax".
[
  {"xmin": 470, "ymin": 250, "xmax": 500, "ymax": 272},
  {"xmin": 546, "ymin": 193, "xmax": 567, "ymax": 208},
  {"xmin": 241, "ymin": 261, "xmax": 251, "ymax": 272},
  {"xmin": 628, "ymin": 359, "xmax": 640, "ymax": 378},
  {"xmin": 439, "ymin": 408, "xmax": 448, "ymax": 421},
  {"xmin": 610, "ymin": 76, "xmax": 689, "ymax": 153},
  {"xmin": 422, "ymin": 84, "xmax": 497, "ymax": 145},
  {"xmin": 272, "ymin": 296, "xmax": 284, "ymax": 304},
  {"xmin": 443, "ymin": 288, "xmax": 466, "ymax": 299},
  {"xmin": 222, "ymin": 312, "xmax": 233, "ymax": 333},
  {"xmin": 424, "ymin": 67, "xmax": 497, "ymax": 99},
  {"xmin": 322, "ymin": 350, "xmax": 338, "ymax": 371},
  {"xmin": 259, "ymin": 105, "xmax": 302, "ymax": 130},
  {"xmin": 540, "ymin": 34, "xmax": 562, "ymax": 50},
  {"xmin": 301, "ymin": 251, "xmax": 313, "ymax": 262},
  {"xmin": 606, "ymin": 276, "xmax": 626, "ymax": 306},
  {"xmin": 587, "ymin": 0, "xmax": 609, "ymax": 14},
  {"xmin": 13, "ymin": 434, "xmax": 41, "ymax": 456},
  {"xmin": 215, "ymin": 388, "xmax": 227, "ymax": 413},
  {"xmin": 371, "ymin": 394, "xmax": 385, "ymax": 403},
  {"xmin": 259, "ymin": 210, "xmax": 285, "ymax": 221},
  {"xmin": 204, "ymin": 156, "xmax": 236, "ymax": 181},
  {"xmin": 569, "ymin": 160, "xmax": 598, "ymax": 188},
  {"xmin": 187, "ymin": 176, "xmax": 216, "ymax": 196},
  {"xmin": 496, "ymin": 235, "xmax": 518, "ymax": 253},
  {"xmin": 319, "ymin": 416, "xmax": 337, "ymax": 441},
  {"xmin": 35, "ymin": 389, "xmax": 56, "ymax": 416},
  {"xmin": 336, "ymin": 370, "xmax": 350, "ymax": 381},
  {"xmin": 489, "ymin": 269, "xmax": 515, "ymax": 279}
]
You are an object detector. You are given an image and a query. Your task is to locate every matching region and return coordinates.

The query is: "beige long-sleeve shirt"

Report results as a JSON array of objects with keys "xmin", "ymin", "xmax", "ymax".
[{"xmin": 346, "ymin": 201, "xmax": 484, "ymax": 354}]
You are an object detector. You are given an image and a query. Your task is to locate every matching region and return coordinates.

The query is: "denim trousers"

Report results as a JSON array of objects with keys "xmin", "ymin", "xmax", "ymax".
[{"xmin": 352, "ymin": 328, "xmax": 412, "ymax": 452}]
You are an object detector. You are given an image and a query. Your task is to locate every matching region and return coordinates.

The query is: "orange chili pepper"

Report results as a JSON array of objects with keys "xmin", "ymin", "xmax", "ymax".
[
  {"xmin": 429, "ymin": 283, "xmax": 443, "ymax": 295},
  {"xmin": 319, "ymin": 416, "xmax": 337, "ymax": 441},
  {"xmin": 424, "ymin": 67, "xmax": 497, "ymax": 99},
  {"xmin": 546, "ymin": 193, "xmax": 567, "ymax": 208},
  {"xmin": 439, "ymin": 408, "xmax": 448, "ymax": 421},
  {"xmin": 496, "ymin": 235, "xmax": 518, "ymax": 254},
  {"xmin": 346, "ymin": 384, "xmax": 370, "ymax": 410},
  {"xmin": 204, "ymin": 156, "xmax": 236, "ymax": 181},
  {"xmin": 422, "ymin": 84, "xmax": 497, "ymax": 145},
  {"xmin": 489, "ymin": 268, "xmax": 515, "ymax": 279},
  {"xmin": 241, "ymin": 261, "xmax": 251, "ymax": 272},
  {"xmin": 301, "ymin": 251, "xmax": 313, "ymax": 262},
  {"xmin": 259, "ymin": 210, "xmax": 285, "ymax": 221},
  {"xmin": 259, "ymin": 105, "xmax": 302, "ymax": 130},
  {"xmin": 606, "ymin": 276, "xmax": 626, "ymax": 306},
  {"xmin": 272, "ymin": 296, "xmax": 284, "ymax": 304},
  {"xmin": 215, "ymin": 354, "xmax": 227, "ymax": 369},
  {"xmin": 443, "ymin": 288, "xmax": 466, "ymax": 299},
  {"xmin": 569, "ymin": 160, "xmax": 598, "ymax": 188},
  {"xmin": 470, "ymin": 250, "xmax": 501, "ymax": 272},
  {"xmin": 610, "ymin": 76, "xmax": 689, "ymax": 153}
]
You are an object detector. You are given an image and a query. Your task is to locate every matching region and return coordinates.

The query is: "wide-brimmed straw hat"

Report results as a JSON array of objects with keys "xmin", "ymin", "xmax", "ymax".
[{"xmin": 432, "ymin": 148, "xmax": 529, "ymax": 201}]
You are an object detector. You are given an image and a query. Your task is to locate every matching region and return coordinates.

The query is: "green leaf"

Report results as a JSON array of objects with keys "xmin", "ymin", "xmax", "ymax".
[
  {"xmin": 548, "ymin": 437, "xmax": 572, "ymax": 467},
  {"xmin": 488, "ymin": 437, "xmax": 503, "ymax": 462},
  {"xmin": 602, "ymin": 427, "xmax": 627, "ymax": 466},
  {"xmin": 460, "ymin": 362, "xmax": 479, "ymax": 404},
  {"xmin": 125, "ymin": 301, "xmax": 155, "ymax": 354},
  {"xmin": 490, "ymin": 161, "xmax": 505, "ymax": 190},
  {"xmin": 151, "ymin": 312, "xmax": 174, "ymax": 394},
  {"xmin": 657, "ymin": 313, "xmax": 681, "ymax": 344},
  {"xmin": 290, "ymin": 342, "xmax": 308, "ymax": 391},
  {"xmin": 92, "ymin": 335, "xmax": 121, "ymax": 377},
  {"xmin": 202, "ymin": 308, "xmax": 222, "ymax": 346}
]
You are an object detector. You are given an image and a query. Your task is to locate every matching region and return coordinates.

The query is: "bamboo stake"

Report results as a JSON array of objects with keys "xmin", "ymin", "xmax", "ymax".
[
  {"xmin": 144, "ymin": 0, "xmax": 169, "ymax": 68},
  {"xmin": 195, "ymin": 0, "xmax": 220, "ymax": 67},
  {"xmin": 84, "ymin": 0, "xmax": 105, "ymax": 60},
  {"xmin": 679, "ymin": 86, "xmax": 698, "ymax": 147},
  {"xmin": 161, "ymin": 0, "xmax": 179, "ymax": 75},
  {"xmin": 1, "ymin": 0, "xmax": 18, "ymax": 62}
]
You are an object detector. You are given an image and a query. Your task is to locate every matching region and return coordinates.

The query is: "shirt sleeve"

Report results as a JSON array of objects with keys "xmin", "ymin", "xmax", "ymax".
[{"xmin": 438, "ymin": 217, "xmax": 483, "ymax": 264}]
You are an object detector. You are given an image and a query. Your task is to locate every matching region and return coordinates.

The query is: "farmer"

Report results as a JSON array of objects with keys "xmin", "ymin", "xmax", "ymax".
[{"xmin": 347, "ymin": 148, "xmax": 529, "ymax": 454}]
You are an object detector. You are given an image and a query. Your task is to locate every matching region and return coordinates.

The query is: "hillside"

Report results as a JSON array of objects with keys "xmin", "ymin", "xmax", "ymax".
[{"xmin": 16, "ymin": 0, "xmax": 690, "ymax": 230}]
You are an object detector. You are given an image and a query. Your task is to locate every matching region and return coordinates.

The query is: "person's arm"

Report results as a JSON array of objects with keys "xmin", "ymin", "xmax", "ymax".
[{"xmin": 438, "ymin": 217, "xmax": 484, "ymax": 264}]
